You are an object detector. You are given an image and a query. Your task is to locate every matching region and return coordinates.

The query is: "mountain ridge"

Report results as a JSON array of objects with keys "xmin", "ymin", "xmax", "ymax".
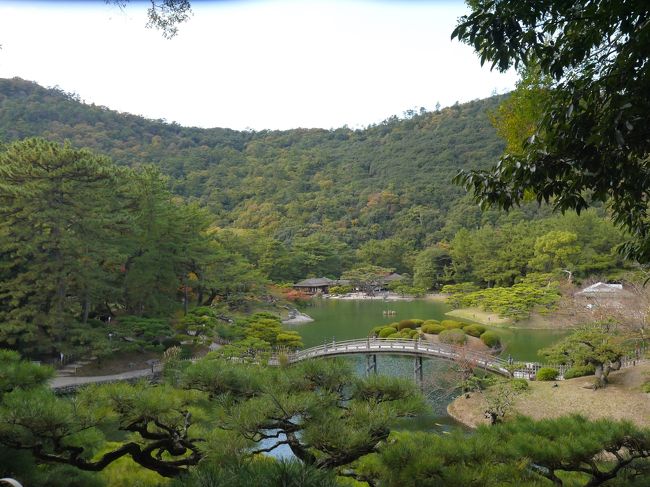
[{"xmin": 0, "ymin": 76, "xmax": 506, "ymax": 249}]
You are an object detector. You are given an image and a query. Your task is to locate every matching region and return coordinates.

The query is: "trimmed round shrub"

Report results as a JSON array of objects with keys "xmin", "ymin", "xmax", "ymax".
[
  {"xmin": 511, "ymin": 378, "xmax": 529, "ymax": 391},
  {"xmin": 441, "ymin": 320, "xmax": 464, "ymax": 330},
  {"xmin": 378, "ymin": 327, "xmax": 397, "ymax": 338},
  {"xmin": 387, "ymin": 333, "xmax": 403, "ymax": 339},
  {"xmin": 370, "ymin": 326, "xmax": 385, "ymax": 337},
  {"xmin": 397, "ymin": 319, "xmax": 418, "ymax": 330},
  {"xmin": 536, "ymin": 367, "xmax": 558, "ymax": 381},
  {"xmin": 408, "ymin": 329, "xmax": 419, "ymax": 338},
  {"xmin": 462, "ymin": 324, "xmax": 487, "ymax": 337},
  {"xmin": 421, "ymin": 324, "xmax": 445, "ymax": 334},
  {"xmin": 423, "ymin": 319, "xmax": 440, "ymax": 326},
  {"xmin": 411, "ymin": 319, "xmax": 424, "ymax": 326},
  {"xmin": 480, "ymin": 331, "xmax": 500, "ymax": 348},
  {"xmin": 563, "ymin": 364, "xmax": 596, "ymax": 379},
  {"xmin": 439, "ymin": 328, "xmax": 467, "ymax": 345}
]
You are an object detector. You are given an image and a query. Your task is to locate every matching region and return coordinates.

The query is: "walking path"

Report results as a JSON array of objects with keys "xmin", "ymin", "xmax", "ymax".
[{"xmin": 50, "ymin": 364, "xmax": 162, "ymax": 390}]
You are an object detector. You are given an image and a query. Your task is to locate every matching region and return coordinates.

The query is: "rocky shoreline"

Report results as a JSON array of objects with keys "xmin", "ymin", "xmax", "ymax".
[{"xmin": 282, "ymin": 308, "xmax": 314, "ymax": 325}]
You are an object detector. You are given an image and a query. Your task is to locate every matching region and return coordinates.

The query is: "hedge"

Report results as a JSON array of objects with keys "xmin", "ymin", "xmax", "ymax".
[
  {"xmin": 440, "ymin": 320, "xmax": 464, "ymax": 330},
  {"xmin": 421, "ymin": 324, "xmax": 445, "ymax": 334},
  {"xmin": 563, "ymin": 364, "xmax": 596, "ymax": 379},
  {"xmin": 378, "ymin": 327, "xmax": 397, "ymax": 338},
  {"xmin": 422, "ymin": 319, "xmax": 440, "ymax": 326},
  {"xmin": 536, "ymin": 367, "xmax": 558, "ymax": 381},
  {"xmin": 511, "ymin": 378, "xmax": 529, "ymax": 391},
  {"xmin": 480, "ymin": 331, "xmax": 500, "ymax": 348},
  {"xmin": 463, "ymin": 324, "xmax": 487, "ymax": 337},
  {"xmin": 397, "ymin": 319, "xmax": 418, "ymax": 330},
  {"xmin": 439, "ymin": 328, "xmax": 467, "ymax": 345}
]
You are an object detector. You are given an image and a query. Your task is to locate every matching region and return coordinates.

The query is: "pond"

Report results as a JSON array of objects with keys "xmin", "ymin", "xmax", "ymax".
[
  {"xmin": 267, "ymin": 297, "xmax": 571, "ymax": 455},
  {"xmin": 283, "ymin": 298, "xmax": 569, "ymax": 428},
  {"xmin": 287, "ymin": 297, "xmax": 568, "ymax": 361}
]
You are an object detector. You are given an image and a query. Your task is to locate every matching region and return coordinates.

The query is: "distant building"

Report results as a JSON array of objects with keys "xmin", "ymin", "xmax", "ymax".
[
  {"xmin": 576, "ymin": 282, "xmax": 626, "ymax": 296},
  {"xmin": 575, "ymin": 282, "xmax": 633, "ymax": 309},
  {"xmin": 293, "ymin": 277, "xmax": 335, "ymax": 294},
  {"xmin": 293, "ymin": 273, "xmax": 403, "ymax": 294}
]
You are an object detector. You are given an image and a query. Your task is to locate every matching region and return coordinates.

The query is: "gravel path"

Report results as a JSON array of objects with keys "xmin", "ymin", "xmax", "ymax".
[{"xmin": 50, "ymin": 366, "xmax": 161, "ymax": 389}]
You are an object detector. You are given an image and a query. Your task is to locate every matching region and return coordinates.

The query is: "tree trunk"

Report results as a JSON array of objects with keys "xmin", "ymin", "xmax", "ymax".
[
  {"xmin": 202, "ymin": 291, "xmax": 217, "ymax": 307},
  {"xmin": 594, "ymin": 363, "xmax": 607, "ymax": 389},
  {"xmin": 183, "ymin": 283, "xmax": 188, "ymax": 316},
  {"xmin": 82, "ymin": 294, "xmax": 90, "ymax": 325}
]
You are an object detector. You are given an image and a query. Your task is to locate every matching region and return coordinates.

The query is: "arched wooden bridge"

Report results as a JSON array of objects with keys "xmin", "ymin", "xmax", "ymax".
[{"xmin": 271, "ymin": 338, "xmax": 511, "ymax": 381}]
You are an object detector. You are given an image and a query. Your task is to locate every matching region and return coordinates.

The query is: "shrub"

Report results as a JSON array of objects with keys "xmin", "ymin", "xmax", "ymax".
[
  {"xmin": 397, "ymin": 319, "xmax": 418, "ymax": 330},
  {"xmin": 408, "ymin": 329, "xmax": 419, "ymax": 338},
  {"xmin": 439, "ymin": 328, "xmax": 467, "ymax": 345},
  {"xmin": 411, "ymin": 319, "xmax": 424, "ymax": 326},
  {"xmin": 370, "ymin": 326, "xmax": 385, "ymax": 337},
  {"xmin": 511, "ymin": 378, "xmax": 529, "ymax": 391},
  {"xmin": 421, "ymin": 324, "xmax": 444, "ymax": 334},
  {"xmin": 643, "ymin": 381, "xmax": 650, "ymax": 393},
  {"xmin": 378, "ymin": 327, "xmax": 397, "ymax": 338},
  {"xmin": 387, "ymin": 333, "xmax": 402, "ymax": 339},
  {"xmin": 536, "ymin": 367, "xmax": 558, "ymax": 381},
  {"xmin": 561, "ymin": 364, "xmax": 595, "ymax": 379},
  {"xmin": 86, "ymin": 318, "xmax": 105, "ymax": 329},
  {"xmin": 480, "ymin": 331, "xmax": 500, "ymax": 348},
  {"xmin": 462, "ymin": 324, "xmax": 487, "ymax": 337},
  {"xmin": 329, "ymin": 285, "xmax": 353, "ymax": 295},
  {"xmin": 422, "ymin": 319, "xmax": 440, "ymax": 327},
  {"xmin": 441, "ymin": 320, "xmax": 464, "ymax": 330}
]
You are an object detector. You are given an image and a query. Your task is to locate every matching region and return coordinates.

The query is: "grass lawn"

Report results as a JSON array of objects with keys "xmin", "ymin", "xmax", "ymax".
[
  {"xmin": 445, "ymin": 307, "xmax": 511, "ymax": 326},
  {"xmin": 448, "ymin": 362, "xmax": 650, "ymax": 428}
]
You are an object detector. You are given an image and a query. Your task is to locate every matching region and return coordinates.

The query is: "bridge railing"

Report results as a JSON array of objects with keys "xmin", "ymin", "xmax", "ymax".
[{"xmin": 279, "ymin": 337, "xmax": 511, "ymax": 375}]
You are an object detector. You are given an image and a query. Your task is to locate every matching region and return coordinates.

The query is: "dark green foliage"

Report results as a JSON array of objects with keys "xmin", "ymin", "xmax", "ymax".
[
  {"xmin": 563, "ymin": 364, "xmax": 596, "ymax": 379},
  {"xmin": 480, "ymin": 331, "xmax": 500, "ymax": 348},
  {"xmin": 413, "ymin": 246, "xmax": 452, "ymax": 290},
  {"xmin": 462, "ymin": 324, "xmax": 486, "ymax": 337},
  {"xmin": 510, "ymin": 378, "xmax": 529, "ymax": 391},
  {"xmin": 453, "ymin": 1, "xmax": 650, "ymax": 263},
  {"xmin": 445, "ymin": 274, "xmax": 561, "ymax": 321},
  {"xmin": 0, "ymin": 78, "xmax": 507, "ymax": 257},
  {"xmin": 0, "ymin": 350, "xmax": 54, "ymax": 394},
  {"xmin": 361, "ymin": 415, "xmax": 650, "ymax": 486},
  {"xmin": 114, "ymin": 316, "xmax": 173, "ymax": 342},
  {"xmin": 0, "ymin": 138, "xmax": 269, "ymax": 356},
  {"xmin": 438, "ymin": 328, "xmax": 466, "ymax": 345},
  {"xmin": 170, "ymin": 459, "xmax": 338, "ymax": 487},
  {"xmin": 542, "ymin": 326, "xmax": 626, "ymax": 388},
  {"xmin": 536, "ymin": 367, "xmax": 558, "ymax": 381}
]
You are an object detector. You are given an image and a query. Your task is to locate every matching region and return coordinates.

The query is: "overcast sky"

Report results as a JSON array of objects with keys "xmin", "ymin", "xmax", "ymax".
[{"xmin": 0, "ymin": 0, "xmax": 518, "ymax": 130}]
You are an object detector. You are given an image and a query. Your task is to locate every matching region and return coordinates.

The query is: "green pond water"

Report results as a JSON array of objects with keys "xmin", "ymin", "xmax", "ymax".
[{"xmin": 288, "ymin": 297, "xmax": 568, "ymax": 361}]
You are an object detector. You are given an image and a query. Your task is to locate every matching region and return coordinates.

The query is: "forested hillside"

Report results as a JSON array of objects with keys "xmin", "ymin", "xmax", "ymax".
[
  {"xmin": 0, "ymin": 78, "xmax": 627, "ymax": 286},
  {"xmin": 0, "ymin": 77, "xmax": 504, "ymax": 248}
]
